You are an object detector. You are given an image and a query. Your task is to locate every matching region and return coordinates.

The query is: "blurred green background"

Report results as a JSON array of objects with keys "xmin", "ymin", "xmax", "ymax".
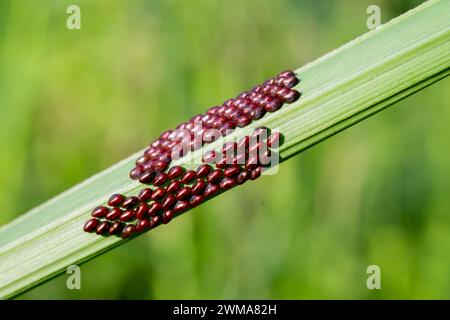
[{"xmin": 1, "ymin": 0, "xmax": 449, "ymax": 299}]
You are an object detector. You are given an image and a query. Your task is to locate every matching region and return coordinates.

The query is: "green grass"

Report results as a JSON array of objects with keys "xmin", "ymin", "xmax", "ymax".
[{"xmin": 0, "ymin": 0, "xmax": 449, "ymax": 299}]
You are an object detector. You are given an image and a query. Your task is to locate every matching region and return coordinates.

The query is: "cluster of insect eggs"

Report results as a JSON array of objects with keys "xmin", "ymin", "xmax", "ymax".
[
  {"xmin": 84, "ymin": 130, "xmax": 283, "ymax": 238},
  {"xmin": 83, "ymin": 69, "xmax": 299, "ymax": 237}
]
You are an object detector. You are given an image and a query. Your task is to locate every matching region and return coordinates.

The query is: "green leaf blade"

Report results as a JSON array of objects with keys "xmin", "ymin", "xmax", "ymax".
[{"xmin": 0, "ymin": 0, "xmax": 449, "ymax": 299}]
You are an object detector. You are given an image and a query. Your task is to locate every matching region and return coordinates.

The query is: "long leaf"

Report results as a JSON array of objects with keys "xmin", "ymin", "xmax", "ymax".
[{"xmin": 0, "ymin": 0, "xmax": 449, "ymax": 299}]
